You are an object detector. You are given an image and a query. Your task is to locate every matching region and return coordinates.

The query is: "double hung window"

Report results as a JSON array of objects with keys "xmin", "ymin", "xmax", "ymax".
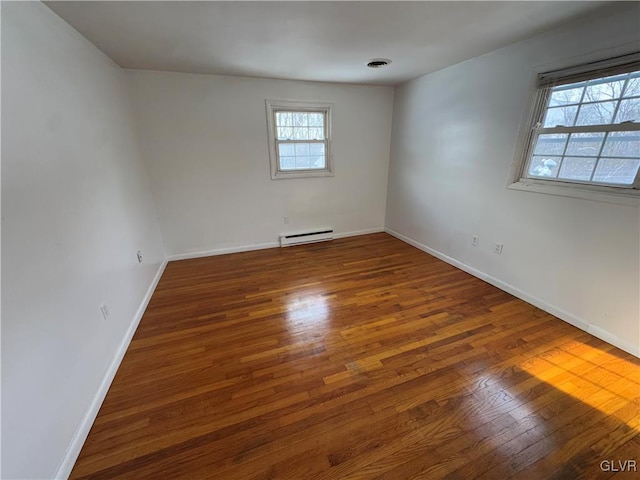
[
  {"xmin": 266, "ymin": 100, "xmax": 333, "ymax": 179},
  {"xmin": 519, "ymin": 53, "xmax": 640, "ymax": 194}
]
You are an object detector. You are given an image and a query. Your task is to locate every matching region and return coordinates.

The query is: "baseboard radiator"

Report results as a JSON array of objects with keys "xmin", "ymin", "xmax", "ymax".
[{"xmin": 280, "ymin": 229, "xmax": 334, "ymax": 247}]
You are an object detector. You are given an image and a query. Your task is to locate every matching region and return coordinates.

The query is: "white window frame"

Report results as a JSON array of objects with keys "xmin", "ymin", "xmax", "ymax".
[
  {"xmin": 266, "ymin": 99, "xmax": 334, "ymax": 180},
  {"xmin": 512, "ymin": 52, "xmax": 640, "ymax": 201}
]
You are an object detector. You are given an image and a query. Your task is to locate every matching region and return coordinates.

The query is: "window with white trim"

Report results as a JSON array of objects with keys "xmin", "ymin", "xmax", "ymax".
[
  {"xmin": 266, "ymin": 100, "xmax": 333, "ymax": 179},
  {"xmin": 519, "ymin": 53, "xmax": 640, "ymax": 194}
]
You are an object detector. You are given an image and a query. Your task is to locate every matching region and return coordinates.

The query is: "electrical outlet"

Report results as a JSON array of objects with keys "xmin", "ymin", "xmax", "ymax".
[
  {"xmin": 137, "ymin": 250, "xmax": 143, "ymax": 263},
  {"xmin": 283, "ymin": 216, "xmax": 290, "ymax": 224},
  {"xmin": 494, "ymin": 242, "xmax": 503, "ymax": 254},
  {"xmin": 472, "ymin": 235, "xmax": 479, "ymax": 247},
  {"xmin": 100, "ymin": 303, "xmax": 110, "ymax": 320}
]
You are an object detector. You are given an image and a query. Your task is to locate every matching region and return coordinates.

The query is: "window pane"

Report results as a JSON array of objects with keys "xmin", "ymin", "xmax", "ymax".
[
  {"xmin": 295, "ymin": 156, "xmax": 311, "ymax": 169},
  {"xmin": 529, "ymin": 156, "xmax": 561, "ymax": 177},
  {"xmin": 601, "ymin": 132, "xmax": 640, "ymax": 158},
  {"xmin": 614, "ymin": 98, "xmax": 640, "ymax": 123},
  {"xmin": 543, "ymin": 106, "xmax": 578, "ymax": 127},
  {"xmin": 310, "ymin": 156, "xmax": 326, "ymax": 168},
  {"xmin": 309, "ymin": 143, "xmax": 325, "ymax": 156},
  {"xmin": 276, "ymin": 112, "xmax": 293, "ymax": 127},
  {"xmin": 308, "ymin": 113, "xmax": 324, "ymax": 127},
  {"xmin": 623, "ymin": 74, "xmax": 640, "ymax": 98},
  {"xmin": 564, "ymin": 132, "xmax": 605, "ymax": 157},
  {"xmin": 558, "ymin": 157, "xmax": 596, "ymax": 181},
  {"xmin": 295, "ymin": 143, "xmax": 310, "ymax": 156},
  {"xmin": 309, "ymin": 127, "xmax": 324, "ymax": 140},
  {"xmin": 278, "ymin": 142, "xmax": 326, "ymax": 171},
  {"xmin": 293, "ymin": 127, "xmax": 309, "ymax": 140},
  {"xmin": 549, "ymin": 86, "xmax": 584, "ymax": 107},
  {"xmin": 278, "ymin": 143, "xmax": 295, "ymax": 157},
  {"xmin": 280, "ymin": 157, "xmax": 296, "ymax": 170},
  {"xmin": 583, "ymin": 75, "xmax": 627, "ymax": 102},
  {"xmin": 293, "ymin": 113, "xmax": 308, "ymax": 127},
  {"xmin": 575, "ymin": 100, "xmax": 616, "ymax": 126},
  {"xmin": 592, "ymin": 158, "xmax": 640, "ymax": 185},
  {"xmin": 533, "ymin": 134, "xmax": 567, "ymax": 155},
  {"xmin": 276, "ymin": 111, "xmax": 324, "ymax": 141},
  {"xmin": 277, "ymin": 127, "xmax": 293, "ymax": 140}
]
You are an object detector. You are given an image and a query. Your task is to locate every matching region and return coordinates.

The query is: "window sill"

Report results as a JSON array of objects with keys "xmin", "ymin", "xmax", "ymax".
[
  {"xmin": 508, "ymin": 180, "xmax": 640, "ymax": 207},
  {"xmin": 271, "ymin": 170, "xmax": 334, "ymax": 180}
]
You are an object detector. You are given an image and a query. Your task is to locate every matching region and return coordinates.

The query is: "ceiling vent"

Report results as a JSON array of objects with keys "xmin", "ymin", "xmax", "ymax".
[{"xmin": 367, "ymin": 58, "xmax": 391, "ymax": 68}]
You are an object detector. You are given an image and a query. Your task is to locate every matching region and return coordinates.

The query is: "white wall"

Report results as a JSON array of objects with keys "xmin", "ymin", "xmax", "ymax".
[
  {"xmin": 1, "ymin": 3, "xmax": 166, "ymax": 479},
  {"xmin": 386, "ymin": 3, "xmax": 640, "ymax": 356},
  {"xmin": 125, "ymin": 70, "xmax": 393, "ymax": 258}
]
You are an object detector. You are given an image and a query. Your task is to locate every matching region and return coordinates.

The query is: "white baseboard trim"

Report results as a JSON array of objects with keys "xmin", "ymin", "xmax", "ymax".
[
  {"xmin": 384, "ymin": 228, "xmax": 639, "ymax": 358},
  {"xmin": 167, "ymin": 242, "xmax": 279, "ymax": 261},
  {"xmin": 586, "ymin": 325, "xmax": 640, "ymax": 358},
  {"xmin": 334, "ymin": 227, "xmax": 384, "ymax": 239},
  {"xmin": 166, "ymin": 228, "xmax": 385, "ymax": 261},
  {"xmin": 54, "ymin": 260, "xmax": 168, "ymax": 480}
]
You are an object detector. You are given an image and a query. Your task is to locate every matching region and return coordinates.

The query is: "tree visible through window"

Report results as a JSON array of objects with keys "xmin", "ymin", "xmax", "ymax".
[
  {"xmin": 276, "ymin": 111, "xmax": 327, "ymax": 170},
  {"xmin": 523, "ymin": 56, "xmax": 640, "ymax": 191}
]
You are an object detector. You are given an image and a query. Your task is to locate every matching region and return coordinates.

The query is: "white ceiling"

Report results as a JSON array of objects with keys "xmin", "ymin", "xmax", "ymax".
[{"xmin": 45, "ymin": 1, "xmax": 614, "ymax": 86}]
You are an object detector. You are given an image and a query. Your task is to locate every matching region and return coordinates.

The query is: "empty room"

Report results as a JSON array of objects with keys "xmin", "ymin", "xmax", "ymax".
[{"xmin": 2, "ymin": 1, "xmax": 639, "ymax": 479}]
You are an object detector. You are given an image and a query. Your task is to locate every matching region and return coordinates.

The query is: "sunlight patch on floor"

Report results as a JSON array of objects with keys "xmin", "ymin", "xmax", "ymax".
[{"xmin": 519, "ymin": 341, "xmax": 640, "ymax": 432}]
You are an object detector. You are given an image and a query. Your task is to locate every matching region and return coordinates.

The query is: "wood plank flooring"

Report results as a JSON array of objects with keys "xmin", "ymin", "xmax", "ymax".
[{"xmin": 70, "ymin": 233, "xmax": 640, "ymax": 479}]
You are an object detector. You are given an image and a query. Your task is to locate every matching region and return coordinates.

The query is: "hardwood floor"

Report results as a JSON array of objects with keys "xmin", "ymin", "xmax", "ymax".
[{"xmin": 70, "ymin": 233, "xmax": 640, "ymax": 479}]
